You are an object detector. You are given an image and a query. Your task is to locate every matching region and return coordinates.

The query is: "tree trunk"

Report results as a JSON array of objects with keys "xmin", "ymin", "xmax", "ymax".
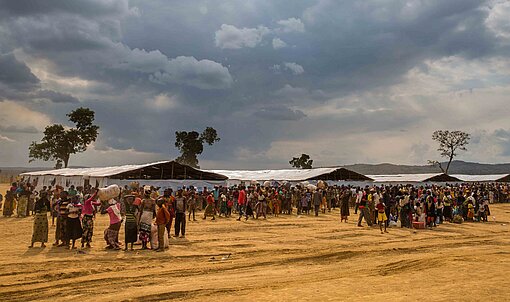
[
  {"xmin": 64, "ymin": 155, "xmax": 70, "ymax": 168},
  {"xmin": 445, "ymin": 155, "xmax": 454, "ymax": 174}
]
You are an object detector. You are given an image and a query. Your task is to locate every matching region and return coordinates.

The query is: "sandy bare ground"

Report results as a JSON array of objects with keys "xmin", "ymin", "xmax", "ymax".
[{"xmin": 0, "ymin": 186, "xmax": 509, "ymax": 301}]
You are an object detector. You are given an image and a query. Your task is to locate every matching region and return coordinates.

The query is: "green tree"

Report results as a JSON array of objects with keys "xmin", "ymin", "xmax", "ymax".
[
  {"xmin": 174, "ymin": 127, "xmax": 220, "ymax": 168},
  {"xmin": 29, "ymin": 107, "xmax": 99, "ymax": 168},
  {"xmin": 289, "ymin": 153, "xmax": 313, "ymax": 169},
  {"xmin": 428, "ymin": 130, "xmax": 470, "ymax": 174}
]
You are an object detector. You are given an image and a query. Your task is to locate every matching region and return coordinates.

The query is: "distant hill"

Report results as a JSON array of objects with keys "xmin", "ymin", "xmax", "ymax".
[{"xmin": 344, "ymin": 160, "xmax": 510, "ymax": 175}]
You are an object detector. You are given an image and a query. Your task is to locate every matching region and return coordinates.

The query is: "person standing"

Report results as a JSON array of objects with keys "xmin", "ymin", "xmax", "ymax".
[
  {"xmin": 104, "ymin": 199, "xmax": 123, "ymax": 250},
  {"xmin": 66, "ymin": 196, "xmax": 83, "ymax": 249},
  {"xmin": 29, "ymin": 191, "xmax": 51, "ymax": 248},
  {"xmin": 203, "ymin": 192, "xmax": 216, "ymax": 220},
  {"xmin": 3, "ymin": 190, "xmax": 15, "ymax": 217},
  {"xmin": 376, "ymin": 198, "xmax": 388, "ymax": 234},
  {"xmin": 425, "ymin": 196, "xmax": 436, "ymax": 229},
  {"xmin": 174, "ymin": 189, "xmax": 187, "ymax": 238},
  {"xmin": 312, "ymin": 190, "xmax": 321, "ymax": 217},
  {"xmin": 219, "ymin": 191, "xmax": 228, "ymax": 217},
  {"xmin": 16, "ymin": 184, "xmax": 29, "ymax": 218},
  {"xmin": 54, "ymin": 191, "xmax": 70, "ymax": 247},
  {"xmin": 123, "ymin": 195, "xmax": 138, "ymax": 251},
  {"xmin": 354, "ymin": 188, "xmax": 363, "ymax": 214},
  {"xmin": 371, "ymin": 189, "xmax": 380, "ymax": 225},
  {"xmin": 357, "ymin": 189, "xmax": 371, "ymax": 227},
  {"xmin": 138, "ymin": 192, "xmax": 156, "ymax": 250},
  {"xmin": 188, "ymin": 192, "xmax": 197, "ymax": 221},
  {"xmin": 163, "ymin": 189, "xmax": 175, "ymax": 239},
  {"xmin": 236, "ymin": 186, "xmax": 246, "ymax": 221},
  {"xmin": 155, "ymin": 199, "xmax": 170, "ymax": 252},
  {"xmin": 81, "ymin": 189, "xmax": 100, "ymax": 248},
  {"xmin": 340, "ymin": 189, "xmax": 350, "ymax": 222}
]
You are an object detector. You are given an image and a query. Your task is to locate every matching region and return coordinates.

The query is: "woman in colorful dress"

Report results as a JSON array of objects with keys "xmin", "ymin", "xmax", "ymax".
[
  {"xmin": 138, "ymin": 194, "xmax": 155, "ymax": 250},
  {"xmin": 123, "ymin": 195, "xmax": 138, "ymax": 251},
  {"xmin": 29, "ymin": 191, "xmax": 51, "ymax": 248},
  {"xmin": 3, "ymin": 190, "xmax": 15, "ymax": 217},
  {"xmin": 81, "ymin": 189, "xmax": 100, "ymax": 248},
  {"xmin": 219, "ymin": 191, "xmax": 228, "ymax": 217},
  {"xmin": 104, "ymin": 199, "xmax": 123, "ymax": 250},
  {"xmin": 16, "ymin": 185, "xmax": 29, "ymax": 218}
]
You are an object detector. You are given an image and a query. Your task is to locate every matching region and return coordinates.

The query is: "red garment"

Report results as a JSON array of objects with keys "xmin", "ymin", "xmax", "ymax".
[
  {"xmin": 206, "ymin": 195, "xmax": 214, "ymax": 205},
  {"xmin": 376, "ymin": 202, "xmax": 385, "ymax": 213},
  {"xmin": 155, "ymin": 205, "xmax": 170, "ymax": 225},
  {"xmin": 238, "ymin": 189, "xmax": 246, "ymax": 205}
]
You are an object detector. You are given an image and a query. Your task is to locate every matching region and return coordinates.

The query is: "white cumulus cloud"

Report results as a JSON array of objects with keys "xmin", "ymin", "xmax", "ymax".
[
  {"xmin": 215, "ymin": 24, "xmax": 271, "ymax": 49},
  {"xmin": 277, "ymin": 18, "xmax": 305, "ymax": 33},
  {"xmin": 272, "ymin": 38, "xmax": 287, "ymax": 49},
  {"xmin": 283, "ymin": 62, "xmax": 305, "ymax": 75}
]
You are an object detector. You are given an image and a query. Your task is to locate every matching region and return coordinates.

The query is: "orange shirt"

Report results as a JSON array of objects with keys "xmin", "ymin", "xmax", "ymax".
[{"xmin": 155, "ymin": 205, "xmax": 170, "ymax": 225}]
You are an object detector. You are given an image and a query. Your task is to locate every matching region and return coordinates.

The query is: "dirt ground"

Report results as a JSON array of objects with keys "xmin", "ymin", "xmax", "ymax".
[{"xmin": 0, "ymin": 183, "xmax": 509, "ymax": 301}]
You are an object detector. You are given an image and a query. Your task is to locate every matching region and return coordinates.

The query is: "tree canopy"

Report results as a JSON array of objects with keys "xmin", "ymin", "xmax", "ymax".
[
  {"xmin": 429, "ymin": 130, "xmax": 470, "ymax": 174},
  {"xmin": 289, "ymin": 153, "xmax": 313, "ymax": 169},
  {"xmin": 29, "ymin": 107, "xmax": 99, "ymax": 168},
  {"xmin": 174, "ymin": 127, "xmax": 220, "ymax": 168}
]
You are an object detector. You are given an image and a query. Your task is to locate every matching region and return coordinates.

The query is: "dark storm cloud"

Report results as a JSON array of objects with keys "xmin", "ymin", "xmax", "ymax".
[
  {"xmin": 0, "ymin": 0, "xmax": 509, "ymax": 167},
  {"xmin": 33, "ymin": 90, "xmax": 79, "ymax": 103},
  {"xmin": 0, "ymin": 0, "xmax": 130, "ymax": 17},
  {"xmin": 254, "ymin": 106, "xmax": 306, "ymax": 121},
  {"xmin": 0, "ymin": 52, "xmax": 79, "ymax": 104},
  {"xmin": 0, "ymin": 53, "xmax": 39, "ymax": 89}
]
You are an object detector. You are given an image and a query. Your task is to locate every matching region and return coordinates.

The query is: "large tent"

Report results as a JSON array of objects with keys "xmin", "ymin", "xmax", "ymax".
[
  {"xmin": 207, "ymin": 167, "xmax": 372, "ymax": 183},
  {"xmin": 451, "ymin": 174, "xmax": 510, "ymax": 182},
  {"xmin": 20, "ymin": 161, "xmax": 228, "ymax": 190},
  {"xmin": 20, "ymin": 164, "xmax": 372, "ymax": 190},
  {"xmin": 19, "ymin": 161, "xmax": 510, "ymax": 191},
  {"xmin": 367, "ymin": 173, "xmax": 461, "ymax": 183}
]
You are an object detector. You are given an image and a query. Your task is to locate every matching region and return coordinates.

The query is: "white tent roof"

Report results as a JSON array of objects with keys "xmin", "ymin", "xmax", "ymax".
[
  {"xmin": 451, "ymin": 174, "xmax": 510, "ymax": 182},
  {"xmin": 20, "ymin": 161, "xmax": 170, "ymax": 178},
  {"xmin": 206, "ymin": 167, "xmax": 346, "ymax": 181},
  {"xmin": 366, "ymin": 173, "xmax": 453, "ymax": 183}
]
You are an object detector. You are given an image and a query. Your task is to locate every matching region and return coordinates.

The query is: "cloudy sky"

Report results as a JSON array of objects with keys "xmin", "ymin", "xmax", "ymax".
[{"xmin": 1, "ymin": 0, "xmax": 510, "ymax": 169}]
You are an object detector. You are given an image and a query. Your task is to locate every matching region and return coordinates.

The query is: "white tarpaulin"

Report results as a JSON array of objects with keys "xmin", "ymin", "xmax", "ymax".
[
  {"xmin": 20, "ymin": 161, "xmax": 170, "ymax": 178},
  {"xmin": 451, "ymin": 174, "xmax": 510, "ymax": 182},
  {"xmin": 366, "ymin": 173, "xmax": 455, "ymax": 183},
  {"xmin": 206, "ymin": 167, "xmax": 344, "ymax": 181}
]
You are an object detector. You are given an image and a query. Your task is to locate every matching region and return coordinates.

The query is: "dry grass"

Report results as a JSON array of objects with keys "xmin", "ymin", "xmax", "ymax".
[{"xmin": 0, "ymin": 186, "xmax": 509, "ymax": 301}]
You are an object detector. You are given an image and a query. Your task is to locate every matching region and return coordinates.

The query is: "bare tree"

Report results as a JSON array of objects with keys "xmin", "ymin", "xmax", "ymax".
[{"xmin": 429, "ymin": 130, "xmax": 470, "ymax": 174}]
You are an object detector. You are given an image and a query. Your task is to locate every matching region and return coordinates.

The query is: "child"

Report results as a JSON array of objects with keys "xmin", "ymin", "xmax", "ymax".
[
  {"xmin": 467, "ymin": 201, "xmax": 475, "ymax": 221},
  {"xmin": 66, "ymin": 195, "xmax": 83, "ymax": 249},
  {"xmin": 376, "ymin": 199, "xmax": 388, "ymax": 234},
  {"xmin": 155, "ymin": 199, "xmax": 170, "ymax": 252}
]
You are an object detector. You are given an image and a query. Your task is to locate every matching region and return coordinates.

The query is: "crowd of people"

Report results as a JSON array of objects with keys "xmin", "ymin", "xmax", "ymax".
[{"xmin": 1, "ymin": 181, "xmax": 508, "ymax": 251}]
